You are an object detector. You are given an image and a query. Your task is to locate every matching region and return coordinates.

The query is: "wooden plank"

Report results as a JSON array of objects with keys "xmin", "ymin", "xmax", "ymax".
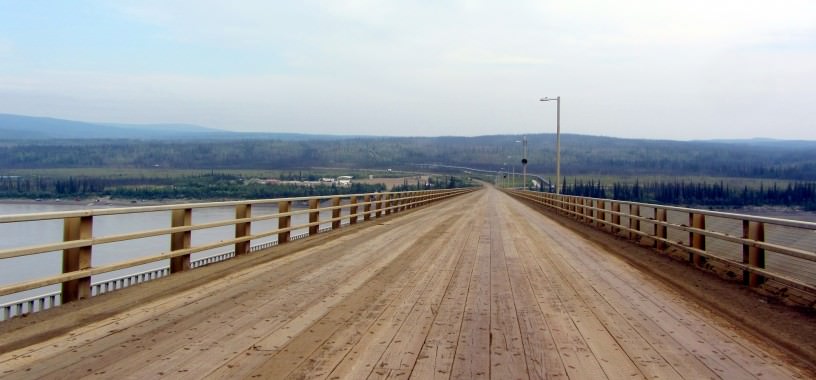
[
  {"xmin": 372, "ymin": 216, "xmax": 474, "ymax": 376},
  {"xmin": 523, "ymin": 233, "xmax": 681, "ymax": 379},
  {"xmin": 326, "ymin": 232, "xmax": 452, "ymax": 379},
  {"xmin": 497, "ymin": 203, "xmax": 567, "ymax": 379},
  {"xmin": 153, "ymin": 214, "xmax": 458, "ymax": 379},
  {"xmin": 501, "ymin": 208, "xmax": 609, "ymax": 379},
  {"xmin": 486, "ymin": 207, "xmax": 529, "ymax": 379},
  {"xmin": 410, "ymin": 228, "xmax": 480, "ymax": 379},
  {"xmin": 449, "ymin": 220, "xmax": 492, "ymax": 379},
  {"xmin": 3, "ymin": 187, "xmax": 813, "ymax": 380},
  {"xmin": 508, "ymin": 194, "xmax": 795, "ymax": 379}
]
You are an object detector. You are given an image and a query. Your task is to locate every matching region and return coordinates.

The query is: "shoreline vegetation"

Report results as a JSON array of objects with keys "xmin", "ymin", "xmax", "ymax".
[
  {"xmin": 557, "ymin": 178, "xmax": 816, "ymax": 211},
  {"xmin": 0, "ymin": 172, "xmax": 474, "ymax": 205}
]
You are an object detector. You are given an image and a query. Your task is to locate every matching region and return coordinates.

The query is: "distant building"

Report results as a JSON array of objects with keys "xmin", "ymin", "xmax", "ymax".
[{"xmin": 337, "ymin": 176, "xmax": 353, "ymax": 187}]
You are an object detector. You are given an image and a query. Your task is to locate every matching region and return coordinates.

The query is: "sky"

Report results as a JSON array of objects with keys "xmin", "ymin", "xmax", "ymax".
[{"xmin": 0, "ymin": 0, "xmax": 814, "ymax": 140}]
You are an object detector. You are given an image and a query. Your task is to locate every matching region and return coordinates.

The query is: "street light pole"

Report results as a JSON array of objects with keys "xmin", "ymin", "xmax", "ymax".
[
  {"xmin": 515, "ymin": 138, "xmax": 528, "ymax": 190},
  {"xmin": 522, "ymin": 136, "xmax": 528, "ymax": 190},
  {"xmin": 540, "ymin": 96, "xmax": 561, "ymax": 194}
]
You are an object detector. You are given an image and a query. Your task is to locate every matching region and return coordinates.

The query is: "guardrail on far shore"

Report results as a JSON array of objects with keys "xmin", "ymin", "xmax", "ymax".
[
  {"xmin": 506, "ymin": 189, "xmax": 816, "ymax": 305},
  {"xmin": 0, "ymin": 187, "xmax": 476, "ymax": 321}
]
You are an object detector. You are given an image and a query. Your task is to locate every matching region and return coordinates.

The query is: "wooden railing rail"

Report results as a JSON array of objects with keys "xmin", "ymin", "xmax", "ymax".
[
  {"xmin": 506, "ymin": 189, "xmax": 816, "ymax": 299},
  {"xmin": 0, "ymin": 187, "xmax": 476, "ymax": 320}
]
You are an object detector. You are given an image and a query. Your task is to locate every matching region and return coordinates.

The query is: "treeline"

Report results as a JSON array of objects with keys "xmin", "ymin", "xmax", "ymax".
[
  {"xmin": 391, "ymin": 175, "xmax": 474, "ymax": 191},
  {"xmin": 560, "ymin": 179, "xmax": 816, "ymax": 210},
  {"xmin": 2, "ymin": 135, "xmax": 816, "ymax": 179},
  {"xmin": 0, "ymin": 173, "xmax": 386, "ymax": 200}
]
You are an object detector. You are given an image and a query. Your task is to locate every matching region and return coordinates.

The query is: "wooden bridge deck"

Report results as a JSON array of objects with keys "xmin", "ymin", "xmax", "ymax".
[{"xmin": 0, "ymin": 187, "xmax": 812, "ymax": 379}]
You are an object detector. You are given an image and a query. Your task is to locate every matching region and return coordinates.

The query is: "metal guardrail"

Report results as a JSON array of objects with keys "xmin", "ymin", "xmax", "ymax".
[
  {"xmin": 507, "ymin": 189, "xmax": 816, "ymax": 303},
  {"xmin": 0, "ymin": 188, "xmax": 476, "ymax": 321}
]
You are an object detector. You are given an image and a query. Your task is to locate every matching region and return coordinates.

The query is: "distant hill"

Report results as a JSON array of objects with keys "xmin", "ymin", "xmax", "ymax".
[
  {"xmin": 2, "ymin": 113, "xmax": 815, "ymax": 180},
  {"xmin": 0, "ymin": 114, "xmax": 364, "ymax": 141},
  {"xmin": 103, "ymin": 122, "xmax": 223, "ymax": 134},
  {"xmin": 1, "ymin": 132, "xmax": 816, "ymax": 180},
  {"xmin": 0, "ymin": 114, "xmax": 223, "ymax": 139}
]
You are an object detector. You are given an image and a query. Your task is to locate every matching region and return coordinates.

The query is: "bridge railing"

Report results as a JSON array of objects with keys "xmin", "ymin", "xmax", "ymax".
[
  {"xmin": 0, "ymin": 187, "xmax": 476, "ymax": 321},
  {"xmin": 506, "ymin": 189, "xmax": 816, "ymax": 304}
]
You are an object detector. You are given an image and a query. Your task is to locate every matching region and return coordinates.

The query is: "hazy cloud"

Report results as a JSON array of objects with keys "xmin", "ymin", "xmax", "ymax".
[{"xmin": 0, "ymin": 0, "xmax": 813, "ymax": 139}]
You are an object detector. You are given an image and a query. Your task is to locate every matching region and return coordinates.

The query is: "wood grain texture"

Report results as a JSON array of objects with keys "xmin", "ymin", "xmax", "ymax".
[{"xmin": 0, "ymin": 186, "xmax": 811, "ymax": 380}]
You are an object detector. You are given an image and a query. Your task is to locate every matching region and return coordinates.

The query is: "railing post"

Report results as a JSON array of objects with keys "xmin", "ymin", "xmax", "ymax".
[
  {"xmin": 577, "ymin": 198, "xmax": 583, "ymax": 221},
  {"xmin": 62, "ymin": 215, "xmax": 93, "ymax": 303},
  {"xmin": 332, "ymin": 196, "xmax": 341, "ymax": 230},
  {"xmin": 234, "ymin": 204, "xmax": 252, "ymax": 255},
  {"xmin": 363, "ymin": 195, "xmax": 372, "ymax": 221},
  {"xmin": 689, "ymin": 213, "xmax": 706, "ymax": 266},
  {"xmin": 385, "ymin": 194, "xmax": 392, "ymax": 215},
  {"xmin": 349, "ymin": 196, "xmax": 358, "ymax": 224},
  {"xmin": 597, "ymin": 200, "xmax": 605, "ymax": 229},
  {"xmin": 278, "ymin": 200, "xmax": 291, "ymax": 243},
  {"xmin": 170, "ymin": 208, "xmax": 192, "ymax": 273},
  {"xmin": 629, "ymin": 204, "xmax": 640, "ymax": 241},
  {"xmin": 309, "ymin": 199, "xmax": 320, "ymax": 235},
  {"xmin": 375, "ymin": 194, "xmax": 383, "ymax": 218},
  {"xmin": 612, "ymin": 202, "xmax": 621, "ymax": 234},
  {"xmin": 743, "ymin": 221, "xmax": 766, "ymax": 287},
  {"xmin": 654, "ymin": 208, "xmax": 667, "ymax": 250}
]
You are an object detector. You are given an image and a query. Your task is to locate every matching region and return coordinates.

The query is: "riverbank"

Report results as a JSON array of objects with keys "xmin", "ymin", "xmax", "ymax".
[
  {"xmin": 0, "ymin": 197, "xmax": 183, "ymax": 208},
  {"xmin": 715, "ymin": 205, "xmax": 816, "ymax": 223}
]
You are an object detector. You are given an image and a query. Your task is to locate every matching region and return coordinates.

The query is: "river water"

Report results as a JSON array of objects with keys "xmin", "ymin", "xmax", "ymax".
[{"xmin": 0, "ymin": 202, "xmax": 337, "ymax": 305}]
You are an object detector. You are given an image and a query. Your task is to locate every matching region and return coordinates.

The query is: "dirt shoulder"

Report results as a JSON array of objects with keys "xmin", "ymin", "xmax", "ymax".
[{"xmin": 527, "ymin": 202, "xmax": 816, "ymax": 372}]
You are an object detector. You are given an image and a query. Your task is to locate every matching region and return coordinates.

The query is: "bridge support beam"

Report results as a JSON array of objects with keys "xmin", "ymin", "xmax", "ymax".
[
  {"xmin": 170, "ymin": 208, "xmax": 192, "ymax": 274},
  {"xmin": 235, "ymin": 204, "xmax": 251, "ymax": 255},
  {"xmin": 62, "ymin": 215, "xmax": 93, "ymax": 303},
  {"xmin": 743, "ymin": 221, "xmax": 766, "ymax": 287}
]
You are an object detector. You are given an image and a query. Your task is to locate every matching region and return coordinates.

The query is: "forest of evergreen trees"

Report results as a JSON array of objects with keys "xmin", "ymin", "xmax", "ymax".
[
  {"xmin": 0, "ymin": 173, "xmax": 387, "ymax": 200},
  {"xmin": 0, "ymin": 172, "xmax": 474, "ymax": 200},
  {"xmin": 2, "ymin": 135, "xmax": 815, "ymax": 180},
  {"xmin": 559, "ymin": 179, "xmax": 816, "ymax": 210}
]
